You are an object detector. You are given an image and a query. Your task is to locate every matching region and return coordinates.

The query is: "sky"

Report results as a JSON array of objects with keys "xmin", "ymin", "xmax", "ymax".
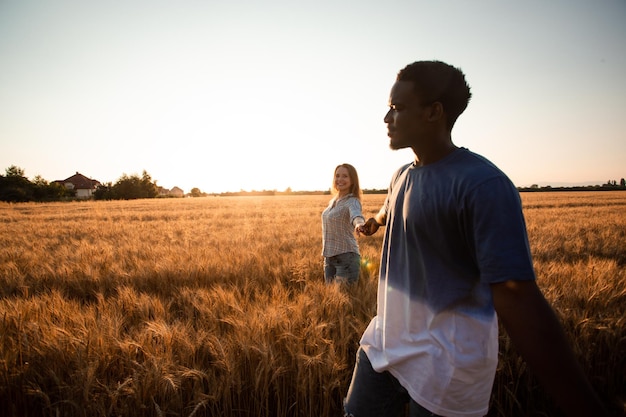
[{"xmin": 1, "ymin": 0, "xmax": 625, "ymax": 194}]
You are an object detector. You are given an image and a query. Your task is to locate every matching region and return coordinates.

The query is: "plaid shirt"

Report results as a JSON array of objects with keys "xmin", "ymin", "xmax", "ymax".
[{"xmin": 321, "ymin": 194, "xmax": 365, "ymax": 257}]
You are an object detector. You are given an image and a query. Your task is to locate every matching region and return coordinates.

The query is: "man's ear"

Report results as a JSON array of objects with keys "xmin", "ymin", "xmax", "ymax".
[{"xmin": 426, "ymin": 102, "xmax": 444, "ymax": 122}]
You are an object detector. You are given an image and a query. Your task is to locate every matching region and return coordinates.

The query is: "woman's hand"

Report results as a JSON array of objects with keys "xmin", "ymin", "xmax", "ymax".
[{"xmin": 356, "ymin": 218, "xmax": 380, "ymax": 236}]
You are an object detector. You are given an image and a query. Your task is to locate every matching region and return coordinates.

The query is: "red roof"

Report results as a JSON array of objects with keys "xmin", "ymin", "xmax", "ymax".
[{"xmin": 56, "ymin": 172, "xmax": 101, "ymax": 190}]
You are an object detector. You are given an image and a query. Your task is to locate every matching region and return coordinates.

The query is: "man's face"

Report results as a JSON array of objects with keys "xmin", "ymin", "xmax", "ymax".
[{"xmin": 384, "ymin": 80, "xmax": 431, "ymax": 150}]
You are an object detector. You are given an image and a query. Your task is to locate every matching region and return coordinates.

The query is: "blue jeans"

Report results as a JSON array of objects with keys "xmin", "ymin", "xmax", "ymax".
[
  {"xmin": 324, "ymin": 252, "xmax": 360, "ymax": 284},
  {"xmin": 344, "ymin": 347, "xmax": 442, "ymax": 417}
]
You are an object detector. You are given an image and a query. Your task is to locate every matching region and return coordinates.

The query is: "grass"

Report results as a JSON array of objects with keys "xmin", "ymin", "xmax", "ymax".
[{"xmin": 0, "ymin": 192, "xmax": 624, "ymax": 416}]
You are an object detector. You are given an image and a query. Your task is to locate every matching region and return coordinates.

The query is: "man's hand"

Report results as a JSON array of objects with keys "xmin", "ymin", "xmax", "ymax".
[{"xmin": 357, "ymin": 218, "xmax": 381, "ymax": 236}]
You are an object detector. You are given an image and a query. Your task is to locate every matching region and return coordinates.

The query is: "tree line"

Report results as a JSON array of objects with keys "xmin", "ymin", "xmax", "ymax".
[
  {"xmin": 0, "ymin": 166, "xmax": 71, "ymax": 202},
  {"xmin": 517, "ymin": 178, "xmax": 626, "ymax": 192},
  {"xmin": 2, "ymin": 164, "xmax": 625, "ymax": 203},
  {"xmin": 92, "ymin": 171, "xmax": 159, "ymax": 200},
  {"xmin": 0, "ymin": 166, "xmax": 161, "ymax": 202}
]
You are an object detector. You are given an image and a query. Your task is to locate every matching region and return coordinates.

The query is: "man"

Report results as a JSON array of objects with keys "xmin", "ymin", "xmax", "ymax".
[{"xmin": 344, "ymin": 61, "xmax": 608, "ymax": 417}]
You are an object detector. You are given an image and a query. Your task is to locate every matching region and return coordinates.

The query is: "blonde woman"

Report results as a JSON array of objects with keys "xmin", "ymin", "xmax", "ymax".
[{"xmin": 321, "ymin": 163, "xmax": 365, "ymax": 284}]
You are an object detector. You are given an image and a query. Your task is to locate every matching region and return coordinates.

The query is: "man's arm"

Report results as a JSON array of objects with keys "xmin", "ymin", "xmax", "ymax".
[{"xmin": 491, "ymin": 279, "xmax": 609, "ymax": 417}]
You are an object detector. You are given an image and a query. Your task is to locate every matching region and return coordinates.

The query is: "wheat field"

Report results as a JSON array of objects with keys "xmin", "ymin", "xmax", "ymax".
[{"xmin": 0, "ymin": 192, "xmax": 624, "ymax": 417}]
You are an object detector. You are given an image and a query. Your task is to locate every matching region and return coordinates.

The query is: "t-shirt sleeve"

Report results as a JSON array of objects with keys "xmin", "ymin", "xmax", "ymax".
[{"xmin": 467, "ymin": 176, "xmax": 536, "ymax": 284}]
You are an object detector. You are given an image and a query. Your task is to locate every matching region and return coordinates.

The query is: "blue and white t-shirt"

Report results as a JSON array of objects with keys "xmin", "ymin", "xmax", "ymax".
[{"xmin": 360, "ymin": 148, "xmax": 536, "ymax": 417}]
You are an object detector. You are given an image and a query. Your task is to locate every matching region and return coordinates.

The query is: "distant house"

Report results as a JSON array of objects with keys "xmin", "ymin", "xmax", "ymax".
[
  {"xmin": 157, "ymin": 186, "xmax": 185, "ymax": 198},
  {"xmin": 169, "ymin": 186, "xmax": 184, "ymax": 197},
  {"xmin": 54, "ymin": 172, "xmax": 101, "ymax": 199}
]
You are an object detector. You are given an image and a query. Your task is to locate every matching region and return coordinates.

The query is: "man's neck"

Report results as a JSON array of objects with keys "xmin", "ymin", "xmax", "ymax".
[{"xmin": 413, "ymin": 140, "xmax": 458, "ymax": 167}]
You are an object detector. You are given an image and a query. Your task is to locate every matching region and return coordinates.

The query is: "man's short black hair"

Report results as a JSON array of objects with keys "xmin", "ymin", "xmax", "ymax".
[{"xmin": 397, "ymin": 61, "xmax": 472, "ymax": 130}]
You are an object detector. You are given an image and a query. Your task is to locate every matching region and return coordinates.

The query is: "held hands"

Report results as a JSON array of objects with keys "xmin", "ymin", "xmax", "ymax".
[{"xmin": 356, "ymin": 218, "xmax": 381, "ymax": 236}]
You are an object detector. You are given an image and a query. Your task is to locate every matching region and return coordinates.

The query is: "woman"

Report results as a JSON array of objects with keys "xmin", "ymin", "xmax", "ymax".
[{"xmin": 321, "ymin": 163, "xmax": 365, "ymax": 284}]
